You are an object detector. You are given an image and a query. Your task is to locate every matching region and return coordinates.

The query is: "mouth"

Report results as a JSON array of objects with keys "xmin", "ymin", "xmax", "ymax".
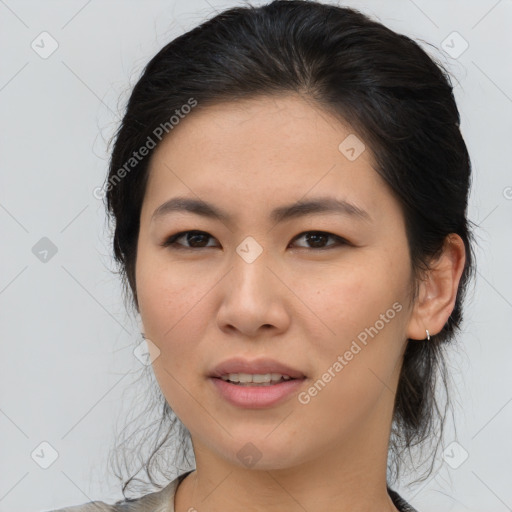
[
  {"xmin": 217, "ymin": 373, "xmax": 300, "ymax": 386},
  {"xmin": 209, "ymin": 356, "xmax": 306, "ymax": 382},
  {"xmin": 210, "ymin": 374, "xmax": 306, "ymax": 409},
  {"xmin": 208, "ymin": 357, "xmax": 307, "ymax": 408}
]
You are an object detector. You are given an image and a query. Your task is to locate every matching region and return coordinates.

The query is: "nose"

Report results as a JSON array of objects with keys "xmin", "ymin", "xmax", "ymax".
[{"xmin": 216, "ymin": 247, "xmax": 291, "ymax": 338}]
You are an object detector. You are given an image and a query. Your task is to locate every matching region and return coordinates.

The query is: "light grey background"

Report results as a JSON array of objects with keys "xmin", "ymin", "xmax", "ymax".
[{"xmin": 1, "ymin": 1, "xmax": 511, "ymax": 511}]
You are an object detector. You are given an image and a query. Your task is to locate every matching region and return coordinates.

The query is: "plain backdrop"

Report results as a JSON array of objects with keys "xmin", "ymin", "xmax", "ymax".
[{"xmin": 1, "ymin": 1, "xmax": 511, "ymax": 511}]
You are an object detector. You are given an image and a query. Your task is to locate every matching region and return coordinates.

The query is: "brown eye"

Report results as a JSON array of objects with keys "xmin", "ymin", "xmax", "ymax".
[
  {"xmin": 162, "ymin": 230, "xmax": 218, "ymax": 249},
  {"xmin": 291, "ymin": 231, "xmax": 348, "ymax": 249}
]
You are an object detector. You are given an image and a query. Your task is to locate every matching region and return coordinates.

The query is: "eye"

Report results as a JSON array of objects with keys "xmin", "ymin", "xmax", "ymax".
[
  {"xmin": 161, "ymin": 230, "xmax": 218, "ymax": 249},
  {"xmin": 290, "ymin": 231, "xmax": 349, "ymax": 250},
  {"xmin": 161, "ymin": 230, "xmax": 349, "ymax": 250}
]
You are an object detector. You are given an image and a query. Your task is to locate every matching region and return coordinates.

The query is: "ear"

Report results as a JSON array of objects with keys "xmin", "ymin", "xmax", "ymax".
[{"xmin": 406, "ymin": 234, "xmax": 466, "ymax": 341}]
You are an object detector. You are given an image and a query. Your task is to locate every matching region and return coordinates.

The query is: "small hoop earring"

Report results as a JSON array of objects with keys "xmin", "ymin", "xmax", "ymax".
[{"xmin": 425, "ymin": 329, "xmax": 431, "ymax": 341}]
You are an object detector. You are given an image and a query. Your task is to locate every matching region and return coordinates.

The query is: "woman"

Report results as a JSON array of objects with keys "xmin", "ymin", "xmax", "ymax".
[{"xmin": 49, "ymin": 1, "xmax": 474, "ymax": 511}]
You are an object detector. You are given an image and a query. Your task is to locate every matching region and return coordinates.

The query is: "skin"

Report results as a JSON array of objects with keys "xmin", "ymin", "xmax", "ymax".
[{"xmin": 135, "ymin": 93, "xmax": 466, "ymax": 512}]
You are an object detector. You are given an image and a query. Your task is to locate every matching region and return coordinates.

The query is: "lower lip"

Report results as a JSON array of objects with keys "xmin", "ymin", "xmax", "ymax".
[{"xmin": 210, "ymin": 377, "xmax": 305, "ymax": 409}]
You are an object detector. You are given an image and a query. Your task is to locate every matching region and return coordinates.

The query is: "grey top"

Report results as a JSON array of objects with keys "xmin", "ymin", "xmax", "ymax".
[
  {"xmin": 47, "ymin": 470, "xmax": 418, "ymax": 512},
  {"xmin": 47, "ymin": 471, "xmax": 192, "ymax": 512}
]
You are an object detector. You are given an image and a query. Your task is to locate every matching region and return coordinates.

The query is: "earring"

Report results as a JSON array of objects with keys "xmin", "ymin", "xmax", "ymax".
[{"xmin": 425, "ymin": 329, "xmax": 431, "ymax": 341}]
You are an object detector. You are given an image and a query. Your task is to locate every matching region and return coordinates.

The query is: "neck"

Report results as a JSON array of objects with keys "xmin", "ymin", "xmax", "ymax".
[{"xmin": 174, "ymin": 400, "xmax": 400, "ymax": 512}]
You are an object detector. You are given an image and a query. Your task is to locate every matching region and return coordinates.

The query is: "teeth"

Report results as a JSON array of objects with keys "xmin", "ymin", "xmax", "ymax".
[{"xmin": 220, "ymin": 373, "xmax": 293, "ymax": 384}]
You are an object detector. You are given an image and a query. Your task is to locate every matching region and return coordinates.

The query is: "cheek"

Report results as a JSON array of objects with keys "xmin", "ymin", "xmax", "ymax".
[
  {"xmin": 292, "ymin": 275, "xmax": 407, "ymax": 445},
  {"xmin": 299, "ymin": 254, "xmax": 407, "ymax": 337},
  {"xmin": 302, "ymin": 254, "xmax": 409, "ymax": 387},
  {"xmin": 137, "ymin": 245, "xmax": 205, "ymax": 329},
  {"xmin": 136, "ymin": 264, "xmax": 211, "ymax": 418},
  {"xmin": 135, "ymin": 254, "xmax": 214, "ymax": 375}
]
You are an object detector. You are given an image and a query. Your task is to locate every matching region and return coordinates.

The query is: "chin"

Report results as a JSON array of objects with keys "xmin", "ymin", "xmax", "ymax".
[{"xmin": 211, "ymin": 434, "xmax": 309, "ymax": 472}]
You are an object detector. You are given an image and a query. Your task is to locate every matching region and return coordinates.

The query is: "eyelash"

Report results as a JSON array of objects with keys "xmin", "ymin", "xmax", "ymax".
[{"xmin": 161, "ymin": 230, "xmax": 350, "ymax": 251}]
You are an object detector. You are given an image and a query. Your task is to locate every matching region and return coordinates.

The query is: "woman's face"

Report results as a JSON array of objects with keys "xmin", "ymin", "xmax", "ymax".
[{"xmin": 135, "ymin": 94, "xmax": 418, "ymax": 471}]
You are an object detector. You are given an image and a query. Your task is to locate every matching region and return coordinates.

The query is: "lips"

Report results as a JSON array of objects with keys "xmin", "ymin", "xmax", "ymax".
[
  {"xmin": 209, "ymin": 357, "xmax": 307, "ymax": 409},
  {"xmin": 209, "ymin": 357, "xmax": 306, "ymax": 380}
]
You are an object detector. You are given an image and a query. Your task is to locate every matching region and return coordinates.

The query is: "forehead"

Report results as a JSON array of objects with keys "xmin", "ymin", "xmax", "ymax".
[
  {"xmin": 152, "ymin": 94, "xmax": 370, "ymax": 165},
  {"xmin": 142, "ymin": 94, "xmax": 397, "ymax": 225}
]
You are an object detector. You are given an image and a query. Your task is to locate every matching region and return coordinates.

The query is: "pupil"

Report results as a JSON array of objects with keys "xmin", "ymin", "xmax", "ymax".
[
  {"xmin": 306, "ymin": 232, "xmax": 327, "ymax": 248},
  {"xmin": 188, "ymin": 231, "xmax": 208, "ymax": 247}
]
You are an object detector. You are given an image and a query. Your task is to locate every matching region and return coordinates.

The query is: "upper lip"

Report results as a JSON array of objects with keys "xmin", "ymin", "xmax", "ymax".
[{"xmin": 209, "ymin": 357, "xmax": 306, "ymax": 379}]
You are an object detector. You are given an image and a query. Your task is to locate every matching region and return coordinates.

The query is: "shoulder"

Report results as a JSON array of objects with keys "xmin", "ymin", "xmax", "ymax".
[{"xmin": 45, "ymin": 471, "xmax": 193, "ymax": 512}]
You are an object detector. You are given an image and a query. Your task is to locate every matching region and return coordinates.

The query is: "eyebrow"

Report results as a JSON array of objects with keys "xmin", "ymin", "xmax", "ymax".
[{"xmin": 151, "ymin": 196, "xmax": 372, "ymax": 224}]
